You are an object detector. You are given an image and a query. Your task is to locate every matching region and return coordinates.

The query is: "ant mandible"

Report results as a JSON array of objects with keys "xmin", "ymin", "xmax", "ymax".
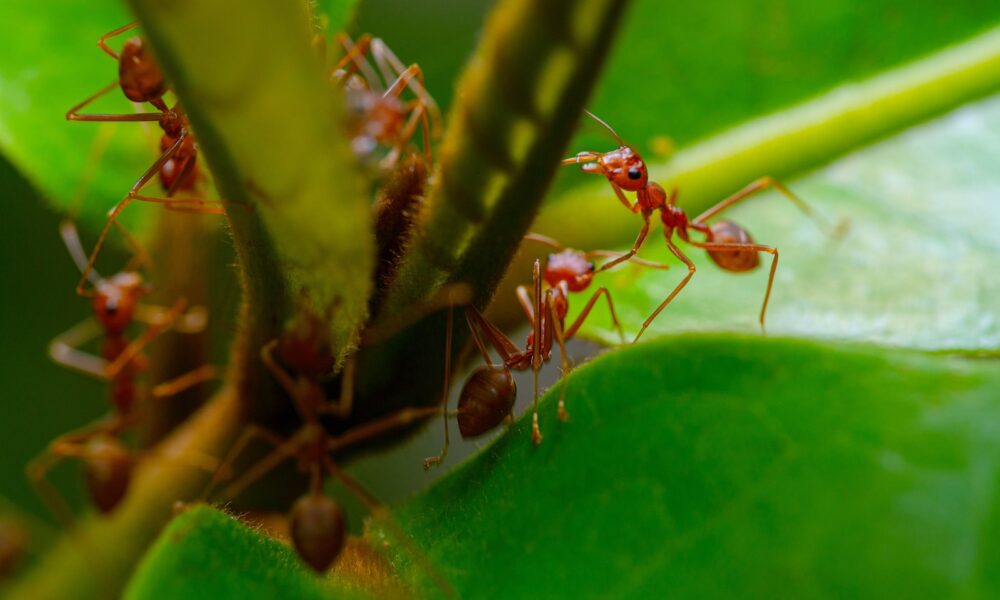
[
  {"xmin": 563, "ymin": 110, "xmax": 834, "ymax": 342},
  {"xmin": 424, "ymin": 237, "xmax": 667, "ymax": 462},
  {"xmin": 27, "ymin": 221, "xmax": 216, "ymax": 523},
  {"xmin": 329, "ymin": 33, "xmax": 443, "ymax": 168},
  {"xmin": 66, "ymin": 22, "xmax": 236, "ymax": 295},
  {"xmin": 203, "ymin": 304, "xmax": 451, "ymax": 593}
]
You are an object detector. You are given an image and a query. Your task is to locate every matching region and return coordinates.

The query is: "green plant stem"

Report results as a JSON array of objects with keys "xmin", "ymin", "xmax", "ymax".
[
  {"xmin": 7, "ymin": 390, "xmax": 242, "ymax": 600},
  {"xmin": 127, "ymin": 0, "xmax": 372, "ymax": 418}
]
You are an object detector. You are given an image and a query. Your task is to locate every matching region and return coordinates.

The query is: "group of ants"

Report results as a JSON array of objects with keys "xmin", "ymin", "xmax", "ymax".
[{"xmin": 11, "ymin": 21, "xmax": 839, "ymax": 588}]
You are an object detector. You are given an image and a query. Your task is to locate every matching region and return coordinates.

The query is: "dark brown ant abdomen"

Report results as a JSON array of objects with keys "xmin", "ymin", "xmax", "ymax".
[
  {"xmin": 118, "ymin": 37, "xmax": 167, "ymax": 108},
  {"xmin": 706, "ymin": 220, "xmax": 760, "ymax": 272},
  {"xmin": 83, "ymin": 435, "xmax": 132, "ymax": 514},
  {"xmin": 457, "ymin": 366, "xmax": 516, "ymax": 438},
  {"xmin": 289, "ymin": 493, "xmax": 347, "ymax": 572}
]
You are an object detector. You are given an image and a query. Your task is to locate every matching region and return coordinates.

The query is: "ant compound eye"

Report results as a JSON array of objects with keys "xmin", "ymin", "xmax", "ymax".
[
  {"xmin": 104, "ymin": 300, "xmax": 118, "ymax": 316},
  {"xmin": 587, "ymin": 261, "xmax": 596, "ymax": 272},
  {"xmin": 627, "ymin": 168, "xmax": 642, "ymax": 180}
]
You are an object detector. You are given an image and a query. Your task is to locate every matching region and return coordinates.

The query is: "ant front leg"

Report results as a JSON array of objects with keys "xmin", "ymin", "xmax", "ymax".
[
  {"xmin": 595, "ymin": 212, "xmax": 651, "ymax": 273},
  {"xmin": 97, "ymin": 22, "xmax": 139, "ymax": 59},
  {"xmin": 49, "ymin": 319, "xmax": 107, "ymax": 379},
  {"xmin": 545, "ymin": 293, "xmax": 573, "ymax": 422},
  {"xmin": 104, "ymin": 298, "xmax": 187, "ymax": 379},
  {"xmin": 529, "ymin": 260, "xmax": 544, "ymax": 444},
  {"xmin": 634, "ymin": 237, "xmax": 697, "ymax": 343},
  {"xmin": 332, "ymin": 33, "xmax": 378, "ymax": 88},
  {"xmin": 688, "ymin": 239, "xmax": 779, "ymax": 330},
  {"xmin": 565, "ymin": 286, "xmax": 625, "ymax": 345},
  {"xmin": 371, "ymin": 38, "xmax": 442, "ymax": 136},
  {"xmin": 318, "ymin": 358, "xmax": 355, "ymax": 419}
]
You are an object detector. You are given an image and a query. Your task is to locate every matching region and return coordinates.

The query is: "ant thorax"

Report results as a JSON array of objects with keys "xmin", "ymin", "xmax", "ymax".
[{"xmin": 545, "ymin": 250, "xmax": 595, "ymax": 292}]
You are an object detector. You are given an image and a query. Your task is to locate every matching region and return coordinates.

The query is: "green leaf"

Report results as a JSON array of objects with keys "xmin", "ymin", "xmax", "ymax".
[
  {"xmin": 124, "ymin": 506, "xmax": 369, "ymax": 600},
  {"xmin": 389, "ymin": 335, "xmax": 1000, "ymax": 598},
  {"xmin": 569, "ymin": 92, "xmax": 1000, "ymax": 351},
  {"xmin": 0, "ymin": 0, "xmax": 154, "ymax": 232}
]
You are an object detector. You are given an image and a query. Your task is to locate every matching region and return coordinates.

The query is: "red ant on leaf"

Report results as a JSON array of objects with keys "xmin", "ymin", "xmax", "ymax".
[
  {"xmin": 563, "ymin": 111, "xmax": 838, "ymax": 342},
  {"xmin": 203, "ymin": 302, "xmax": 453, "ymax": 594},
  {"xmin": 27, "ymin": 221, "xmax": 217, "ymax": 523},
  {"xmin": 329, "ymin": 34, "xmax": 442, "ymax": 167},
  {"xmin": 66, "ymin": 22, "xmax": 238, "ymax": 295},
  {"xmin": 423, "ymin": 236, "xmax": 667, "ymax": 460}
]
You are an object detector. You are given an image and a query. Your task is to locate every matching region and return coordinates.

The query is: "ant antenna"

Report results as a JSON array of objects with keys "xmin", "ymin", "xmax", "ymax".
[
  {"xmin": 59, "ymin": 221, "xmax": 102, "ymax": 286},
  {"xmin": 583, "ymin": 110, "xmax": 626, "ymax": 147}
]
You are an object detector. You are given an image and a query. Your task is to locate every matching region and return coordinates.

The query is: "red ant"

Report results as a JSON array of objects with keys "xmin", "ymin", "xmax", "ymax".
[
  {"xmin": 203, "ymin": 303, "xmax": 452, "ymax": 594},
  {"xmin": 27, "ymin": 221, "xmax": 217, "ymax": 523},
  {"xmin": 329, "ymin": 34, "xmax": 442, "ymax": 167},
  {"xmin": 423, "ymin": 236, "xmax": 667, "ymax": 461},
  {"xmin": 563, "ymin": 111, "xmax": 835, "ymax": 341},
  {"xmin": 66, "ymin": 22, "xmax": 234, "ymax": 295}
]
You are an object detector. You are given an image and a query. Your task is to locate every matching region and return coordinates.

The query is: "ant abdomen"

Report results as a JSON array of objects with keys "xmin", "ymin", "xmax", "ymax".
[
  {"xmin": 457, "ymin": 366, "xmax": 516, "ymax": 438},
  {"xmin": 705, "ymin": 220, "xmax": 760, "ymax": 272},
  {"xmin": 118, "ymin": 37, "xmax": 166, "ymax": 105},
  {"xmin": 289, "ymin": 493, "xmax": 347, "ymax": 572},
  {"xmin": 83, "ymin": 435, "xmax": 132, "ymax": 514}
]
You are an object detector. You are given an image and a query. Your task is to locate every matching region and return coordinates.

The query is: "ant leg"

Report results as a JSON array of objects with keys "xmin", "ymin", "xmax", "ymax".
[
  {"xmin": 371, "ymin": 39, "xmax": 442, "ymax": 136},
  {"xmin": 25, "ymin": 423, "xmax": 112, "ymax": 526},
  {"xmin": 329, "ymin": 406, "xmax": 443, "ymax": 452},
  {"xmin": 76, "ymin": 133, "xmax": 185, "ymax": 293},
  {"xmin": 66, "ymin": 81, "xmax": 165, "ymax": 122},
  {"xmin": 97, "ymin": 22, "xmax": 139, "ymax": 59},
  {"xmin": 49, "ymin": 319, "xmax": 107, "ymax": 379},
  {"xmin": 465, "ymin": 306, "xmax": 521, "ymax": 364},
  {"xmin": 201, "ymin": 424, "xmax": 287, "ymax": 501},
  {"xmin": 530, "ymin": 261, "xmax": 544, "ymax": 445},
  {"xmin": 319, "ymin": 358, "xmax": 355, "ymax": 418},
  {"xmin": 688, "ymin": 240, "xmax": 778, "ymax": 329},
  {"xmin": 634, "ymin": 238, "xmax": 697, "ymax": 343},
  {"xmin": 105, "ymin": 298, "xmax": 187, "ymax": 379},
  {"xmin": 587, "ymin": 250, "xmax": 670, "ymax": 270},
  {"xmin": 595, "ymin": 214, "xmax": 651, "ymax": 273},
  {"xmin": 515, "ymin": 285, "xmax": 536, "ymax": 324},
  {"xmin": 424, "ymin": 308, "xmax": 454, "ymax": 470},
  {"xmin": 322, "ymin": 458, "xmax": 456, "ymax": 598},
  {"xmin": 546, "ymin": 294, "xmax": 573, "ymax": 421},
  {"xmin": 333, "ymin": 33, "xmax": 378, "ymax": 88},
  {"xmin": 693, "ymin": 176, "xmax": 836, "ymax": 233},
  {"xmin": 220, "ymin": 429, "xmax": 309, "ymax": 501},
  {"xmin": 565, "ymin": 287, "xmax": 624, "ymax": 344},
  {"xmin": 135, "ymin": 304, "xmax": 208, "ymax": 334},
  {"xmin": 151, "ymin": 365, "xmax": 219, "ymax": 400},
  {"xmin": 260, "ymin": 339, "xmax": 299, "ymax": 398}
]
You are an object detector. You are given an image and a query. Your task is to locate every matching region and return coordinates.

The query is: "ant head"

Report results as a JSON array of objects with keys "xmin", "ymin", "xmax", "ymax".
[
  {"xmin": 92, "ymin": 272, "xmax": 147, "ymax": 333},
  {"xmin": 118, "ymin": 36, "xmax": 167, "ymax": 105},
  {"xmin": 289, "ymin": 493, "xmax": 346, "ymax": 572},
  {"xmin": 544, "ymin": 250, "xmax": 594, "ymax": 293},
  {"xmin": 278, "ymin": 304, "xmax": 336, "ymax": 377},
  {"xmin": 594, "ymin": 146, "xmax": 647, "ymax": 192}
]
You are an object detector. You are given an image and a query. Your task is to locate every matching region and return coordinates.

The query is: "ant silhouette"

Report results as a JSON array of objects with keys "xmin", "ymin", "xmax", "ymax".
[
  {"xmin": 328, "ymin": 33, "xmax": 442, "ymax": 167},
  {"xmin": 424, "ymin": 236, "xmax": 667, "ymax": 460},
  {"xmin": 27, "ymin": 221, "xmax": 216, "ymax": 523},
  {"xmin": 562, "ymin": 110, "xmax": 837, "ymax": 341},
  {"xmin": 203, "ymin": 302, "xmax": 454, "ymax": 594},
  {"xmin": 66, "ymin": 22, "xmax": 237, "ymax": 295}
]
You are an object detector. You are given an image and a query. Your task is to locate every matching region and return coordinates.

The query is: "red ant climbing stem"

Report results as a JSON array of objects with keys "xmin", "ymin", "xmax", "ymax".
[
  {"xmin": 424, "ymin": 237, "xmax": 667, "ymax": 460},
  {"xmin": 26, "ymin": 221, "xmax": 217, "ymax": 523},
  {"xmin": 329, "ymin": 33, "xmax": 442, "ymax": 167},
  {"xmin": 202, "ymin": 303, "xmax": 453, "ymax": 594},
  {"xmin": 562, "ymin": 110, "xmax": 837, "ymax": 341},
  {"xmin": 66, "ymin": 22, "xmax": 239, "ymax": 295}
]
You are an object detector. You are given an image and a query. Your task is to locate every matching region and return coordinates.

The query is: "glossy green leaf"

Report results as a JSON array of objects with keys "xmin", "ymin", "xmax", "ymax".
[
  {"xmin": 387, "ymin": 335, "xmax": 1000, "ymax": 598},
  {"xmin": 124, "ymin": 506, "xmax": 369, "ymax": 600},
  {"xmin": 567, "ymin": 93, "xmax": 1000, "ymax": 351}
]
